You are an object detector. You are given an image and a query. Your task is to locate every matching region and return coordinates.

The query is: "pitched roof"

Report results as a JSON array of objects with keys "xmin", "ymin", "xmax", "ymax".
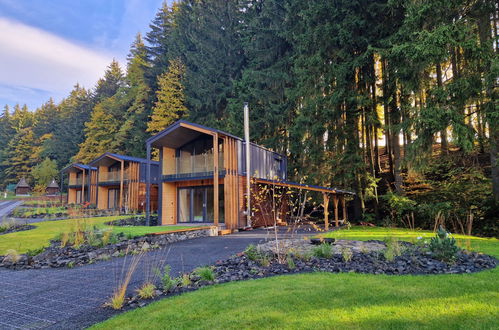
[
  {"xmin": 47, "ymin": 179, "xmax": 59, "ymax": 189},
  {"xmin": 88, "ymin": 152, "xmax": 160, "ymax": 166},
  {"xmin": 15, "ymin": 177, "xmax": 30, "ymax": 188},
  {"xmin": 146, "ymin": 120, "xmax": 282, "ymax": 156},
  {"xmin": 61, "ymin": 163, "xmax": 97, "ymax": 173}
]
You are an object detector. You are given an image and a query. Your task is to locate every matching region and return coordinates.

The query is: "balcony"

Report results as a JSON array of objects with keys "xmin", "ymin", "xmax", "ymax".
[
  {"xmin": 69, "ymin": 178, "xmax": 84, "ymax": 186},
  {"xmin": 162, "ymin": 169, "xmax": 226, "ymax": 182},
  {"xmin": 99, "ymin": 171, "xmax": 130, "ymax": 183}
]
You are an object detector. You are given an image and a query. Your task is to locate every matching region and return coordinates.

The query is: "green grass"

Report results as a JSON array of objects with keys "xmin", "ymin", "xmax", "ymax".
[
  {"xmin": 92, "ymin": 227, "xmax": 499, "ymax": 330},
  {"xmin": 0, "ymin": 216, "xmax": 200, "ymax": 255}
]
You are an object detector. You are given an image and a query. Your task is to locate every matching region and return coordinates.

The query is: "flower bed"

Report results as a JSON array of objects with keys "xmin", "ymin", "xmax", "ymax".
[
  {"xmin": 115, "ymin": 238, "xmax": 497, "ymax": 311},
  {"xmin": 0, "ymin": 227, "xmax": 215, "ymax": 270}
]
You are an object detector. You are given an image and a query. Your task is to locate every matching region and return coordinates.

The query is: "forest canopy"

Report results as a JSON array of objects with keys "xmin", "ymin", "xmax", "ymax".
[{"xmin": 0, "ymin": 0, "xmax": 497, "ymax": 235}]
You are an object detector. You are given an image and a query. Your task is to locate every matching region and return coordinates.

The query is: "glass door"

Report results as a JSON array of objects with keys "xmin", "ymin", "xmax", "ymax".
[
  {"xmin": 178, "ymin": 188, "xmax": 191, "ymax": 223},
  {"xmin": 177, "ymin": 186, "xmax": 218, "ymax": 223}
]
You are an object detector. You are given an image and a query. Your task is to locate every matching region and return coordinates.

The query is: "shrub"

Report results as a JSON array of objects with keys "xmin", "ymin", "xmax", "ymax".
[
  {"xmin": 137, "ymin": 283, "xmax": 157, "ymax": 299},
  {"xmin": 384, "ymin": 236, "xmax": 402, "ymax": 261},
  {"xmin": 102, "ymin": 230, "xmax": 112, "ymax": 246},
  {"xmin": 5, "ymin": 249, "xmax": 20, "ymax": 263},
  {"xmin": 180, "ymin": 274, "xmax": 191, "ymax": 287},
  {"xmin": 429, "ymin": 226, "xmax": 460, "ymax": 262},
  {"xmin": 312, "ymin": 243, "xmax": 333, "ymax": 258},
  {"xmin": 194, "ymin": 266, "xmax": 216, "ymax": 281},
  {"xmin": 341, "ymin": 247, "xmax": 353, "ymax": 262},
  {"xmin": 26, "ymin": 247, "xmax": 45, "ymax": 256},
  {"xmin": 108, "ymin": 292, "xmax": 125, "ymax": 310},
  {"xmin": 154, "ymin": 265, "xmax": 177, "ymax": 292},
  {"xmin": 244, "ymin": 244, "xmax": 260, "ymax": 261},
  {"xmin": 60, "ymin": 232, "xmax": 69, "ymax": 248},
  {"xmin": 286, "ymin": 255, "xmax": 296, "ymax": 270}
]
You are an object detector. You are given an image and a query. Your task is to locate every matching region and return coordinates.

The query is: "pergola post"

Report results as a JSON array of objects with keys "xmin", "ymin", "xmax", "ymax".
[
  {"xmin": 146, "ymin": 143, "xmax": 151, "ymax": 226},
  {"xmin": 213, "ymin": 133, "xmax": 219, "ymax": 226},
  {"xmin": 341, "ymin": 195, "xmax": 347, "ymax": 222},
  {"xmin": 333, "ymin": 195, "xmax": 339, "ymax": 227},
  {"xmin": 82, "ymin": 170, "xmax": 85, "ymax": 204},
  {"xmin": 119, "ymin": 160, "xmax": 124, "ymax": 212},
  {"xmin": 323, "ymin": 193, "xmax": 329, "ymax": 231}
]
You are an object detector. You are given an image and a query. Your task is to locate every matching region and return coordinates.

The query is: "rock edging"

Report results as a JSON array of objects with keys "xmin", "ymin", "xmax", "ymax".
[{"xmin": 0, "ymin": 227, "xmax": 215, "ymax": 270}]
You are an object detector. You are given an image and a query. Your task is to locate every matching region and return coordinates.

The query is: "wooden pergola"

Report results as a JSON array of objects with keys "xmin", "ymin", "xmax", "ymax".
[{"xmin": 254, "ymin": 178, "xmax": 354, "ymax": 230}]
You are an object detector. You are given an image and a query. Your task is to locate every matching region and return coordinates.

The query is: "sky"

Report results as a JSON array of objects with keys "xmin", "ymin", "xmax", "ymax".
[{"xmin": 0, "ymin": 0, "xmax": 166, "ymax": 110}]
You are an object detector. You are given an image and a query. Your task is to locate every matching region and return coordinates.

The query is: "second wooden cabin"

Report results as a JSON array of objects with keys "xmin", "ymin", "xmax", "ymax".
[{"xmin": 89, "ymin": 153, "xmax": 160, "ymax": 212}]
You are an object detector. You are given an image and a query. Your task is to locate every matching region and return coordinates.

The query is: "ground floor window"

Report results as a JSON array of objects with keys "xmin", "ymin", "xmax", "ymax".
[{"xmin": 178, "ymin": 185, "xmax": 224, "ymax": 223}]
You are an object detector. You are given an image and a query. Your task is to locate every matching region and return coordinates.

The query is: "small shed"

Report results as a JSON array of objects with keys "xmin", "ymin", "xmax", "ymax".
[
  {"xmin": 15, "ymin": 178, "xmax": 31, "ymax": 196},
  {"xmin": 45, "ymin": 179, "xmax": 60, "ymax": 196}
]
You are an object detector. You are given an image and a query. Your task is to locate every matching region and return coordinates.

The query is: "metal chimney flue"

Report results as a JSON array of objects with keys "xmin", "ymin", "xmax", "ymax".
[{"xmin": 244, "ymin": 102, "xmax": 251, "ymax": 228}]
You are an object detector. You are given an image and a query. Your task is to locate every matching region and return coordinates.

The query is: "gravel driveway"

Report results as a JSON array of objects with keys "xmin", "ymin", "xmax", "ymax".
[{"xmin": 0, "ymin": 229, "xmax": 286, "ymax": 329}]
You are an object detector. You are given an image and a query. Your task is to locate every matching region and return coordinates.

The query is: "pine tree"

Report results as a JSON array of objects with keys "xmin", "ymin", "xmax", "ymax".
[
  {"xmin": 147, "ymin": 58, "xmax": 188, "ymax": 134},
  {"xmin": 75, "ymin": 96, "xmax": 121, "ymax": 163},
  {"xmin": 112, "ymin": 33, "xmax": 153, "ymax": 157}
]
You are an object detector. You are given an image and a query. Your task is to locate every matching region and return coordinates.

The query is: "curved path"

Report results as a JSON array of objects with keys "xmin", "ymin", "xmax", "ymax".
[
  {"xmin": 0, "ymin": 200, "xmax": 23, "ymax": 219},
  {"xmin": 0, "ymin": 228, "xmax": 317, "ymax": 329}
]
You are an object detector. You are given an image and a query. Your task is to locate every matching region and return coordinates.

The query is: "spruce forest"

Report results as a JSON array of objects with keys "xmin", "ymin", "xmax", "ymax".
[{"xmin": 0, "ymin": 0, "xmax": 497, "ymax": 236}]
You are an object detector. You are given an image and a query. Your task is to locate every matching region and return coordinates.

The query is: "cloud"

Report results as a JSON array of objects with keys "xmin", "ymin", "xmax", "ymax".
[{"xmin": 0, "ymin": 17, "xmax": 117, "ymax": 107}]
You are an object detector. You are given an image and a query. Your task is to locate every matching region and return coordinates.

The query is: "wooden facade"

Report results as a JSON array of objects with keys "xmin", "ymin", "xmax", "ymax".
[
  {"xmin": 15, "ymin": 178, "xmax": 31, "ymax": 196},
  {"xmin": 147, "ymin": 120, "xmax": 354, "ymax": 232},
  {"xmin": 62, "ymin": 164, "xmax": 97, "ymax": 204},
  {"xmin": 89, "ymin": 153, "xmax": 159, "ymax": 212}
]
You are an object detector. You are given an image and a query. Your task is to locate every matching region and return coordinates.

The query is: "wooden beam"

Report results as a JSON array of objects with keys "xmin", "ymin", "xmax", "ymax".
[
  {"xmin": 119, "ymin": 160, "xmax": 124, "ymax": 211},
  {"xmin": 213, "ymin": 133, "xmax": 219, "ymax": 226},
  {"xmin": 333, "ymin": 195, "xmax": 339, "ymax": 227},
  {"xmin": 342, "ymin": 195, "xmax": 347, "ymax": 222},
  {"xmin": 254, "ymin": 178, "xmax": 338, "ymax": 194},
  {"xmin": 323, "ymin": 193, "xmax": 329, "ymax": 231},
  {"xmin": 81, "ymin": 170, "xmax": 85, "ymax": 203},
  {"xmin": 179, "ymin": 122, "xmax": 216, "ymax": 136}
]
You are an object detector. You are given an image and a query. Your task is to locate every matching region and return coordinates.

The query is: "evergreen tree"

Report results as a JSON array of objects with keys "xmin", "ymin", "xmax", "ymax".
[
  {"xmin": 112, "ymin": 34, "xmax": 153, "ymax": 158},
  {"xmin": 147, "ymin": 58, "xmax": 188, "ymax": 134}
]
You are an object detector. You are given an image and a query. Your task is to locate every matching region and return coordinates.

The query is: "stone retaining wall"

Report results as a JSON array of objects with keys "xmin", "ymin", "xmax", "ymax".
[{"xmin": 0, "ymin": 226, "xmax": 217, "ymax": 270}]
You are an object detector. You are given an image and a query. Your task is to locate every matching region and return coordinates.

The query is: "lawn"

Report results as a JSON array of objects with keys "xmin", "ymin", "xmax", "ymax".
[
  {"xmin": 0, "ymin": 216, "xmax": 198, "ymax": 255},
  {"xmin": 92, "ymin": 227, "xmax": 499, "ymax": 330}
]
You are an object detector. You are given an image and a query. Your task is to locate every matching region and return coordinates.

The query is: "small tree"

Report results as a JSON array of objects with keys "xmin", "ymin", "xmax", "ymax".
[{"xmin": 31, "ymin": 158, "xmax": 58, "ymax": 189}]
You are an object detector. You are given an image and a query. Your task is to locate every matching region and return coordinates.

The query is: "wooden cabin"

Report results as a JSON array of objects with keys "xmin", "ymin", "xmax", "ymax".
[
  {"xmin": 15, "ymin": 178, "xmax": 31, "ymax": 196},
  {"xmin": 89, "ymin": 153, "xmax": 159, "ymax": 212},
  {"xmin": 45, "ymin": 179, "xmax": 60, "ymax": 196},
  {"xmin": 61, "ymin": 164, "xmax": 97, "ymax": 204},
  {"xmin": 146, "ymin": 120, "xmax": 353, "ymax": 231}
]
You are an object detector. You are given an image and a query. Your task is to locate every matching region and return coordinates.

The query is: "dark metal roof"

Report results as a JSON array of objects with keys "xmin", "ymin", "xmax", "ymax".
[
  {"xmin": 89, "ymin": 152, "xmax": 160, "ymax": 166},
  {"xmin": 15, "ymin": 177, "xmax": 30, "ymax": 188},
  {"xmin": 61, "ymin": 163, "xmax": 97, "ymax": 173},
  {"xmin": 255, "ymin": 178, "xmax": 355, "ymax": 195},
  {"xmin": 147, "ymin": 120, "xmax": 242, "ymax": 147},
  {"xmin": 146, "ymin": 120, "xmax": 283, "ymax": 156}
]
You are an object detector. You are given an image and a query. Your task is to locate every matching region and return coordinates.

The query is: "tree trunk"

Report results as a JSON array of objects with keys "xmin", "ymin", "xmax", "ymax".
[
  {"xmin": 436, "ymin": 62, "xmax": 449, "ymax": 154},
  {"xmin": 477, "ymin": 6, "xmax": 499, "ymax": 203}
]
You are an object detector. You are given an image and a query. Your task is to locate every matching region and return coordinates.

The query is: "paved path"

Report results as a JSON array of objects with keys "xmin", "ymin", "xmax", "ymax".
[
  {"xmin": 0, "ymin": 228, "xmax": 312, "ymax": 329},
  {"xmin": 0, "ymin": 201, "xmax": 23, "ymax": 219}
]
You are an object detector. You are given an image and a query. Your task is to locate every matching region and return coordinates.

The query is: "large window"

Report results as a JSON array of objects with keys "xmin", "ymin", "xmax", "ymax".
[
  {"xmin": 175, "ymin": 136, "xmax": 223, "ymax": 176},
  {"xmin": 178, "ymin": 185, "xmax": 224, "ymax": 223}
]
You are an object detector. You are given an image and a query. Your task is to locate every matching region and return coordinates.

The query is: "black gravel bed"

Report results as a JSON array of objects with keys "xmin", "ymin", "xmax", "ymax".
[
  {"xmin": 106, "ymin": 215, "xmax": 158, "ymax": 227},
  {"xmin": 110, "ymin": 245, "xmax": 497, "ymax": 317},
  {"xmin": 0, "ymin": 224, "xmax": 36, "ymax": 235}
]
